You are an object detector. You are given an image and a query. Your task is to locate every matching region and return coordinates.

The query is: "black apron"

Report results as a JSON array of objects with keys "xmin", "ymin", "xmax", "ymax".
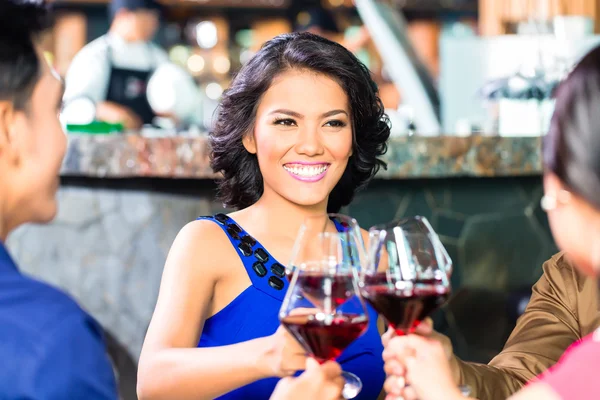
[{"xmin": 105, "ymin": 37, "xmax": 157, "ymax": 126}]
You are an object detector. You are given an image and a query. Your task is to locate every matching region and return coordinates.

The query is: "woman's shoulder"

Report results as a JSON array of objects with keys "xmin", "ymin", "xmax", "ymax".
[
  {"xmin": 167, "ymin": 217, "xmax": 239, "ymax": 278},
  {"xmin": 176, "ymin": 217, "xmax": 237, "ymax": 251},
  {"xmin": 537, "ymin": 331, "xmax": 600, "ymax": 399}
]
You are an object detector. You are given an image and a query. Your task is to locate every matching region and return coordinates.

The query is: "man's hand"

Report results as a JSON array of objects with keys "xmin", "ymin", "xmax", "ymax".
[
  {"xmin": 96, "ymin": 101, "xmax": 143, "ymax": 130},
  {"xmin": 382, "ymin": 318, "xmax": 459, "ymax": 383},
  {"xmin": 383, "ymin": 335, "xmax": 463, "ymax": 400},
  {"xmin": 269, "ymin": 358, "xmax": 344, "ymax": 400}
]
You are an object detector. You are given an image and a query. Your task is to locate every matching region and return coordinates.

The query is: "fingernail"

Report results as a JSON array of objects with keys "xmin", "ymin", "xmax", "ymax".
[{"xmin": 395, "ymin": 376, "xmax": 405, "ymax": 388}]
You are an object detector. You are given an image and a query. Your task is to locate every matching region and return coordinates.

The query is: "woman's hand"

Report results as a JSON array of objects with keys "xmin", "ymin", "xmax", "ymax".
[
  {"xmin": 262, "ymin": 325, "xmax": 308, "ymax": 378},
  {"xmin": 383, "ymin": 334, "xmax": 463, "ymax": 400},
  {"xmin": 270, "ymin": 358, "xmax": 344, "ymax": 400}
]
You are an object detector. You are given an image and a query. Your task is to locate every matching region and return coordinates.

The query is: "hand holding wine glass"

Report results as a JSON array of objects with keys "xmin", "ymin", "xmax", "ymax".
[
  {"xmin": 263, "ymin": 325, "xmax": 310, "ymax": 378},
  {"xmin": 381, "ymin": 318, "xmax": 461, "ymax": 384},
  {"xmin": 383, "ymin": 335, "xmax": 466, "ymax": 400},
  {"xmin": 269, "ymin": 358, "xmax": 344, "ymax": 400}
]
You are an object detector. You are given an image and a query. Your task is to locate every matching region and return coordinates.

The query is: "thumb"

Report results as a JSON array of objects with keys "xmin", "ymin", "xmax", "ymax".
[
  {"xmin": 382, "ymin": 326, "xmax": 397, "ymax": 346},
  {"xmin": 304, "ymin": 357, "xmax": 320, "ymax": 373},
  {"xmin": 405, "ymin": 333, "xmax": 432, "ymax": 349},
  {"xmin": 414, "ymin": 318, "xmax": 433, "ymax": 335}
]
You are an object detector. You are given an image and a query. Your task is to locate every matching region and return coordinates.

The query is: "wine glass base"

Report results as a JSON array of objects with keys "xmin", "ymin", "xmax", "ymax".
[{"xmin": 341, "ymin": 371, "xmax": 362, "ymax": 399}]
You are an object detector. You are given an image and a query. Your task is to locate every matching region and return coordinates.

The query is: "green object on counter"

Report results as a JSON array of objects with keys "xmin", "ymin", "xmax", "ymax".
[{"xmin": 66, "ymin": 121, "xmax": 124, "ymax": 134}]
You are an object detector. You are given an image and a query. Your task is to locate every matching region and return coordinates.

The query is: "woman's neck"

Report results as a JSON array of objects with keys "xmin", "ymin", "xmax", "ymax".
[{"xmin": 246, "ymin": 190, "xmax": 329, "ymax": 240}]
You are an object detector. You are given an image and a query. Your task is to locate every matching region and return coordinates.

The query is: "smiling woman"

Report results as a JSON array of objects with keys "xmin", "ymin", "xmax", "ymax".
[
  {"xmin": 137, "ymin": 32, "xmax": 390, "ymax": 400},
  {"xmin": 242, "ymin": 70, "xmax": 354, "ymax": 211},
  {"xmin": 211, "ymin": 32, "xmax": 390, "ymax": 213}
]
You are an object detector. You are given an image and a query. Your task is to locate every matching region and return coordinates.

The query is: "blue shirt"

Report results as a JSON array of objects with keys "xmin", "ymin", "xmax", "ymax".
[{"xmin": 0, "ymin": 242, "xmax": 117, "ymax": 399}]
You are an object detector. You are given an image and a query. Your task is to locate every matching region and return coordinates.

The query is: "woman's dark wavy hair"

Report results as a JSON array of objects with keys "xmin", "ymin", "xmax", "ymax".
[
  {"xmin": 210, "ymin": 32, "xmax": 390, "ymax": 213},
  {"xmin": 544, "ymin": 44, "xmax": 600, "ymax": 210}
]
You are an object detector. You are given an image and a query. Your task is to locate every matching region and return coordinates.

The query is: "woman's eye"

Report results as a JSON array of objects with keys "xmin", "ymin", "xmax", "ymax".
[
  {"xmin": 274, "ymin": 118, "xmax": 296, "ymax": 126},
  {"xmin": 324, "ymin": 120, "xmax": 347, "ymax": 128}
]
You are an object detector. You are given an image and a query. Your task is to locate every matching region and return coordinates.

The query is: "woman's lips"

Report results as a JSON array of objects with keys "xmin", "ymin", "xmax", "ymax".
[{"xmin": 283, "ymin": 163, "xmax": 330, "ymax": 182}]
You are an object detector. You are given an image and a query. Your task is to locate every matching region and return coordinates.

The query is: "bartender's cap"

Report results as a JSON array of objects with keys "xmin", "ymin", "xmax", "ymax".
[{"xmin": 109, "ymin": 0, "xmax": 162, "ymax": 19}]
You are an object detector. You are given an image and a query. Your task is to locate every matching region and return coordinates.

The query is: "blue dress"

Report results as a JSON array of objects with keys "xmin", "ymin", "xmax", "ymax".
[{"xmin": 197, "ymin": 214, "xmax": 385, "ymax": 400}]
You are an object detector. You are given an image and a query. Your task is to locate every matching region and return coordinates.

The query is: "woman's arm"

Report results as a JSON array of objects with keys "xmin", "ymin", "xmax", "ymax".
[{"xmin": 137, "ymin": 220, "xmax": 305, "ymax": 400}]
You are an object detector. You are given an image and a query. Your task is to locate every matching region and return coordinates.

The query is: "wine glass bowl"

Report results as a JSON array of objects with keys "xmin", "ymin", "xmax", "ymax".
[
  {"xmin": 280, "ymin": 230, "xmax": 369, "ymax": 399},
  {"xmin": 397, "ymin": 216, "xmax": 453, "ymax": 276},
  {"xmin": 286, "ymin": 213, "xmax": 366, "ymax": 279},
  {"xmin": 360, "ymin": 224, "xmax": 451, "ymax": 335}
]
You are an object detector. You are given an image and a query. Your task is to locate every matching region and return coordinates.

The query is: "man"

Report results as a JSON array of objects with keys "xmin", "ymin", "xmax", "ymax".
[
  {"xmin": 384, "ymin": 252, "xmax": 600, "ymax": 400},
  {"xmin": 0, "ymin": 0, "xmax": 118, "ymax": 398},
  {"xmin": 63, "ymin": 0, "xmax": 198, "ymax": 129}
]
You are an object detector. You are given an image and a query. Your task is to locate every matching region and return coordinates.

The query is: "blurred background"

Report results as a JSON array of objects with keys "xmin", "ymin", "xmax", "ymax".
[
  {"xmin": 43, "ymin": 0, "xmax": 600, "ymax": 136},
  {"xmin": 8, "ymin": 1, "xmax": 600, "ymax": 398}
]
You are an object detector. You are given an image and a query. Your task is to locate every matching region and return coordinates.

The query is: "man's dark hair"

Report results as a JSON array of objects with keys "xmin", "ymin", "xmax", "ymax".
[
  {"xmin": 0, "ymin": 0, "xmax": 52, "ymax": 110},
  {"xmin": 544, "ymin": 44, "xmax": 600, "ymax": 210},
  {"xmin": 210, "ymin": 32, "xmax": 390, "ymax": 213},
  {"xmin": 109, "ymin": 0, "xmax": 162, "ymax": 20}
]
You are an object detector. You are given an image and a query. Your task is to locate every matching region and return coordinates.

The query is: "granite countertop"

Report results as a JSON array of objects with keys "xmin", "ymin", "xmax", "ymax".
[{"xmin": 61, "ymin": 134, "xmax": 543, "ymax": 179}]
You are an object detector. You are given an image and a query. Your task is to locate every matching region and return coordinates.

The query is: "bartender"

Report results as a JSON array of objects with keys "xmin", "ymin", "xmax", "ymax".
[{"xmin": 63, "ymin": 0, "xmax": 197, "ymax": 129}]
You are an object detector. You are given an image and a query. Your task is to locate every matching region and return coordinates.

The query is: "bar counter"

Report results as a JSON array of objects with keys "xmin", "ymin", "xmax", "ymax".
[{"xmin": 61, "ymin": 134, "xmax": 542, "ymax": 179}]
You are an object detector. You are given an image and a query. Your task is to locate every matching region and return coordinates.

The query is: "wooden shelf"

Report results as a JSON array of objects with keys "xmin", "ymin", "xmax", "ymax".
[{"xmin": 479, "ymin": 0, "xmax": 599, "ymax": 35}]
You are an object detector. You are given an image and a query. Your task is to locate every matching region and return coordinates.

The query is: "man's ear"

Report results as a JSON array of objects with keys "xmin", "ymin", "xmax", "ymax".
[
  {"xmin": 0, "ymin": 101, "xmax": 19, "ymax": 163},
  {"xmin": 242, "ymin": 132, "xmax": 257, "ymax": 154}
]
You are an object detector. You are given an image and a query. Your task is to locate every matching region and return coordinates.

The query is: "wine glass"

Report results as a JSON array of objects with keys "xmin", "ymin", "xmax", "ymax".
[
  {"xmin": 280, "ymin": 230, "xmax": 369, "ymax": 399},
  {"xmin": 397, "ymin": 215, "xmax": 453, "ymax": 276},
  {"xmin": 360, "ymin": 225, "xmax": 451, "ymax": 335},
  {"xmin": 361, "ymin": 221, "xmax": 471, "ymax": 396},
  {"xmin": 286, "ymin": 213, "xmax": 366, "ymax": 280}
]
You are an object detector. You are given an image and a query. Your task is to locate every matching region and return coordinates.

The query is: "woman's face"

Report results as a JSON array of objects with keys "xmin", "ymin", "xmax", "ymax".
[
  {"xmin": 244, "ymin": 69, "xmax": 353, "ymax": 211},
  {"xmin": 544, "ymin": 172, "xmax": 600, "ymax": 276}
]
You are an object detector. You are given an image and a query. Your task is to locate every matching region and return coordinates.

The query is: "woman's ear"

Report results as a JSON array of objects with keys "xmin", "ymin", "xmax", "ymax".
[{"xmin": 242, "ymin": 132, "xmax": 257, "ymax": 154}]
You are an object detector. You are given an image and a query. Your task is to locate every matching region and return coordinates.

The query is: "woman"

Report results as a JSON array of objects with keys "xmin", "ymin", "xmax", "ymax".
[
  {"xmin": 382, "ymin": 45, "xmax": 600, "ymax": 400},
  {"xmin": 137, "ymin": 32, "xmax": 390, "ymax": 400}
]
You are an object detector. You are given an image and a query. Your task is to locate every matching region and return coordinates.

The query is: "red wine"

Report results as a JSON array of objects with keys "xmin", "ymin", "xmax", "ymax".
[
  {"xmin": 282, "ymin": 313, "xmax": 368, "ymax": 362},
  {"xmin": 296, "ymin": 272, "xmax": 356, "ymax": 308},
  {"xmin": 361, "ymin": 273, "xmax": 449, "ymax": 334}
]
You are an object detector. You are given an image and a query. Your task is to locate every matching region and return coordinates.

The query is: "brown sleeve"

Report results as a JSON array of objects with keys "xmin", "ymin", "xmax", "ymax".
[{"xmin": 457, "ymin": 253, "xmax": 580, "ymax": 400}]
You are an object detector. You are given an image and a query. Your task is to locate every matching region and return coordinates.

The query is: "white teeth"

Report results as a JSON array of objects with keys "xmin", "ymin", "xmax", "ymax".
[{"xmin": 284, "ymin": 164, "xmax": 328, "ymax": 177}]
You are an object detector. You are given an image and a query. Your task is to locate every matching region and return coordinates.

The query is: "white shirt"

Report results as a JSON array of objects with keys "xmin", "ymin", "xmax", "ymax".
[
  {"xmin": 64, "ymin": 33, "xmax": 169, "ymax": 104},
  {"xmin": 63, "ymin": 33, "xmax": 201, "ymax": 124}
]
